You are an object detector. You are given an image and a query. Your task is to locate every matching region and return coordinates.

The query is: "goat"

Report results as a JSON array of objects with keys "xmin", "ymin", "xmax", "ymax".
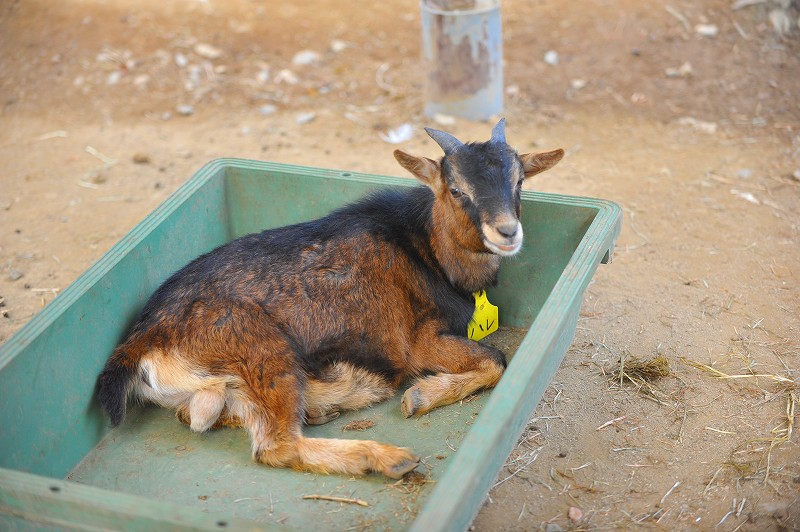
[{"xmin": 96, "ymin": 119, "xmax": 563, "ymax": 479}]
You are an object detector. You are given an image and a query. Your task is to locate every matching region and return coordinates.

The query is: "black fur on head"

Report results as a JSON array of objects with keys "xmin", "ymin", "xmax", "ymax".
[
  {"xmin": 395, "ymin": 119, "xmax": 564, "ymax": 257},
  {"xmin": 435, "ymin": 121, "xmax": 526, "ymax": 256}
]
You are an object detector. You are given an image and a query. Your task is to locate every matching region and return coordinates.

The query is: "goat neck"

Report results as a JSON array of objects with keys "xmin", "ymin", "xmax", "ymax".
[{"xmin": 429, "ymin": 192, "xmax": 501, "ymax": 292}]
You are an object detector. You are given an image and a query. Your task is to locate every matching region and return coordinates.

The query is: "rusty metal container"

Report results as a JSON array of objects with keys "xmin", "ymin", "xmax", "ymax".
[{"xmin": 421, "ymin": 0, "xmax": 503, "ymax": 120}]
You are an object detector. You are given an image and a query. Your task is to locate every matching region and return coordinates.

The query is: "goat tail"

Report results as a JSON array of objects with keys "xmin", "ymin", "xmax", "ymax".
[{"xmin": 97, "ymin": 344, "xmax": 141, "ymax": 427}]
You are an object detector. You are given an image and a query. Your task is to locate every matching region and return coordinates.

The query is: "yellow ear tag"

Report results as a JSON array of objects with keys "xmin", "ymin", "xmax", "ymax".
[{"xmin": 468, "ymin": 290, "xmax": 499, "ymax": 341}]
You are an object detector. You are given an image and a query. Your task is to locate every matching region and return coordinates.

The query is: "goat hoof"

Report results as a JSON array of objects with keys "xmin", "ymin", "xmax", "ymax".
[
  {"xmin": 306, "ymin": 409, "xmax": 340, "ymax": 426},
  {"xmin": 175, "ymin": 407, "xmax": 191, "ymax": 426},
  {"xmin": 401, "ymin": 387, "xmax": 424, "ymax": 418},
  {"xmin": 385, "ymin": 456, "xmax": 420, "ymax": 479}
]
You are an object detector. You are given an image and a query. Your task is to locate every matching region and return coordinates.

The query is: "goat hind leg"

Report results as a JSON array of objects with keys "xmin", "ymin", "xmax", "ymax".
[
  {"xmin": 241, "ymin": 365, "xmax": 417, "ymax": 478},
  {"xmin": 305, "ymin": 407, "xmax": 340, "ymax": 426},
  {"xmin": 177, "ymin": 404, "xmax": 245, "ymax": 430},
  {"xmin": 304, "ymin": 362, "xmax": 395, "ymax": 426},
  {"xmin": 295, "ymin": 436, "xmax": 419, "ymax": 479},
  {"xmin": 254, "ymin": 432, "xmax": 419, "ymax": 479}
]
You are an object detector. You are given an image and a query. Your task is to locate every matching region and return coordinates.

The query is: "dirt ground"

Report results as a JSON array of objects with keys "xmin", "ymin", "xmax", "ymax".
[{"xmin": 1, "ymin": 0, "xmax": 799, "ymax": 530}]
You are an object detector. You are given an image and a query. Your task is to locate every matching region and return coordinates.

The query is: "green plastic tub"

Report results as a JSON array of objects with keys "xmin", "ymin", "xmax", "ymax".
[{"xmin": 0, "ymin": 159, "xmax": 621, "ymax": 531}]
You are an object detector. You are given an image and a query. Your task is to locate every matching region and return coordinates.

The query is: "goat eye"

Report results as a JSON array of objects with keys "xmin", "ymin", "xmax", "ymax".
[{"xmin": 450, "ymin": 187, "xmax": 464, "ymax": 199}]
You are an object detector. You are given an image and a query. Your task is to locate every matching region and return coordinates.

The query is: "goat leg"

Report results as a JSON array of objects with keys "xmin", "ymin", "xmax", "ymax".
[{"xmin": 403, "ymin": 331, "xmax": 506, "ymax": 417}]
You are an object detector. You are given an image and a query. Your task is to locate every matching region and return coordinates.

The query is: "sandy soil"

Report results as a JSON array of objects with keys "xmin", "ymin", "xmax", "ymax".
[{"xmin": 1, "ymin": 0, "xmax": 799, "ymax": 530}]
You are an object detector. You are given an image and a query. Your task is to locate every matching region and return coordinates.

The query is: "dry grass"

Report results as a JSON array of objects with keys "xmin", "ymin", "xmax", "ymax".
[
  {"xmin": 753, "ymin": 391, "xmax": 796, "ymax": 484},
  {"xmin": 680, "ymin": 357, "xmax": 797, "ymax": 388},
  {"xmin": 302, "ymin": 494, "xmax": 369, "ymax": 507},
  {"xmin": 615, "ymin": 354, "xmax": 671, "ymax": 382},
  {"xmin": 341, "ymin": 419, "xmax": 376, "ymax": 432},
  {"xmin": 610, "ymin": 353, "xmax": 672, "ymax": 404},
  {"xmin": 683, "ymin": 356, "xmax": 798, "ymax": 486},
  {"xmin": 380, "ymin": 470, "xmax": 434, "ymax": 514}
]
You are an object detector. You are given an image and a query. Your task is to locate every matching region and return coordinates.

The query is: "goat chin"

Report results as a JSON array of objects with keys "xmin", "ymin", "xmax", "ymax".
[{"xmin": 483, "ymin": 239, "xmax": 522, "ymax": 257}]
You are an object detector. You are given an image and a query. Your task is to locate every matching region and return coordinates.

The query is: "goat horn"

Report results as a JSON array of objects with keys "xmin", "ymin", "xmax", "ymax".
[
  {"xmin": 424, "ymin": 127, "xmax": 464, "ymax": 155},
  {"xmin": 491, "ymin": 118, "xmax": 506, "ymax": 144}
]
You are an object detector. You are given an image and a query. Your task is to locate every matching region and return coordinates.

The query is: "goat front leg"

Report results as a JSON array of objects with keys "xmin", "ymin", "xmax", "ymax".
[{"xmin": 402, "ymin": 327, "xmax": 506, "ymax": 418}]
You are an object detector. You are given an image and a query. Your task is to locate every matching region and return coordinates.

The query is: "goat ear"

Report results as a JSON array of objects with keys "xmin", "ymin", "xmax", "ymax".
[
  {"xmin": 393, "ymin": 150, "xmax": 442, "ymax": 189},
  {"xmin": 519, "ymin": 149, "xmax": 565, "ymax": 178}
]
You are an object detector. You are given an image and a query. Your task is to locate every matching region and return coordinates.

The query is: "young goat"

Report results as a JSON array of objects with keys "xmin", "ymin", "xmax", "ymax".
[{"xmin": 97, "ymin": 119, "xmax": 563, "ymax": 479}]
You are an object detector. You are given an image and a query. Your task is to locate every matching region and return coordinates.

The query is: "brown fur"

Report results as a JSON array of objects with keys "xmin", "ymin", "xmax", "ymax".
[{"xmin": 98, "ymin": 123, "xmax": 563, "ymax": 479}]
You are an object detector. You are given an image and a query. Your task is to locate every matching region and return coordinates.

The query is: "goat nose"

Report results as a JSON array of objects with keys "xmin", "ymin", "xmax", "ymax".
[{"xmin": 496, "ymin": 222, "xmax": 518, "ymax": 239}]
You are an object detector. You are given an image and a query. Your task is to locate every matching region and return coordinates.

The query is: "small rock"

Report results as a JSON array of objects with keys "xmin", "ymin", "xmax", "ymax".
[
  {"xmin": 274, "ymin": 69, "xmax": 299, "ymax": 85},
  {"xmin": 544, "ymin": 50, "xmax": 559, "ymax": 65},
  {"xmin": 9, "ymin": 270, "xmax": 23, "ymax": 282},
  {"xmin": 790, "ymin": 169, "xmax": 800, "ymax": 182},
  {"xmin": 570, "ymin": 78, "xmax": 587, "ymax": 90},
  {"xmin": 665, "ymin": 62, "xmax": 693, "ymax": 78},
  {"xmin": 694, "ymin": 24, "xmax": 719, "ymax": 37},
  {"xmin": 737, "ymin": 168, "xmax": 752, "ymax": 179},
  {"xmin": 132, "ymin": 153, "xmax": 151, "ymax": 164},
  {"xmin": 678, "ymin": 117, "xmax": 717, "ymax": 134},
  {"xmin": 133, "ymin": 74, "xmax": 150, "ymax": 88},
  {"xmin": 106, "ymin": 71, "xmax": 122, "ymax": 86},
  {"xmin": 768, "ymin": 9, "xmax": 792, "ymax": 37},
  {"xmin": 544, "ymin": 524, "xmax": 564, "ymax": 532},
  {"xmin": 295, "ymin": 112, "xmax": 316, "ymax": 125},
  {"xmin": 259, "ymin": 104, "xmax": 277, "ymax": 116},
  {"xmin": 330, "ymin": 39, "xmax": 348, "ymax": 53},
  {"xmin": 194, "ymin": 43, "xmax": 222, "ymax": 59},
  {"xmin": 174, "ymin": 52, "xmax": 188, "ymax": 68},
  {"xmin": 292, "ymin": 50, "xmax": 321, "ymax": 66},
  {"xmin": 505, "ymin": 84, "xmax": 520, "ymax": 96},
  {"xmin": 433, "ymin": 113, "xmax": 456, "ymax": 126},
  {"xmin": 568, "ymin": 506, "xmax": 583, "ymax": 523},
  {"xmin": 176, "ymin": 104, "xmax": 194, "ymax": 117}
]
